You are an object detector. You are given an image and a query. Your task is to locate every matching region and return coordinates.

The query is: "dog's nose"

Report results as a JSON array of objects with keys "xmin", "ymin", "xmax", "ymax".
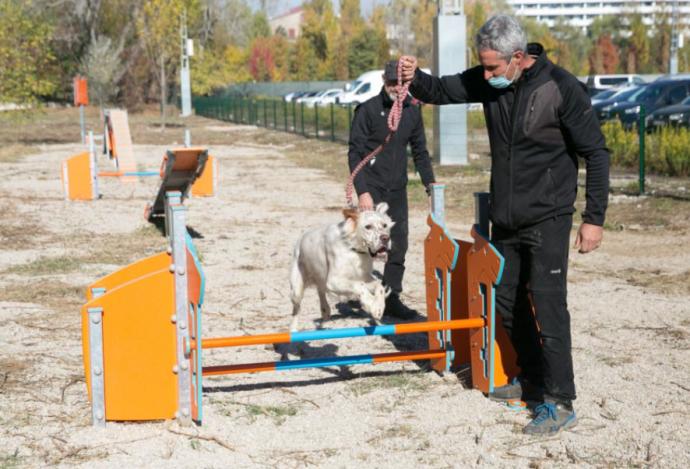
[{"xmin": 380, "ymin": 234, "xmax": 390, "ymax": 243}]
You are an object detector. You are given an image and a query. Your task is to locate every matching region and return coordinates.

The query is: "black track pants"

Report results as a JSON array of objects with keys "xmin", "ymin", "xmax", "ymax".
[
  {"xmin": 491, "ymin": 215, "xmax": 576, "ymax": 402},
  {"xmin": 368, "ymin": 187, "xmax": 408, "ymax": 295}
]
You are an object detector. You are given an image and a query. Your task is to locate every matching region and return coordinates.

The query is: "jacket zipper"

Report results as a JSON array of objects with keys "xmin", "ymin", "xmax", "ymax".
[
  {"xmin": 525, "ymin": 92, "xmax": 538, "ymax": 134},
  {"xmin": 508, "ymin": 84, "xmax": 523, "ymax": 228}
]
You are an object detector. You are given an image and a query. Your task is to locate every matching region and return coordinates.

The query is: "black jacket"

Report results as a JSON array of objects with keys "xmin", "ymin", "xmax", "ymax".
[
  {"xmin": 348, "ymin": 88, "xmax": 435, "ymax": 194},
  {"xmin": 410, "ymin": 43, "xmax": 610, "ymax": 229}
]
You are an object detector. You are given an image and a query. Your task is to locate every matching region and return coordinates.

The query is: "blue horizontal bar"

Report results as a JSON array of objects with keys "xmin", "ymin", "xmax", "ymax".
[
  {"xmin": 275, "ymin": 354, "xmax": 374, "ymax": 371},
  {"xmin": 123, "ymin": 171, "xmax": 159, "ymax": 177},
  {"xmin": 290, "ymin": 325, "xmax": 396, "ymax": 343}
]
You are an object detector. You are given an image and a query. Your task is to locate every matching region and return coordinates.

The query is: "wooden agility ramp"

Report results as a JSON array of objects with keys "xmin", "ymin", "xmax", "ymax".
[
  {"xmin": 104, "ymin": 109, "xmax": 137, "ymax": 177},
  {"xmin": 61, "ymin": 133, "xmax": 216, "ymax": 202},
  {"xmin": 145, "ymin": 147, "xmax": 209, "ymax": 222}
]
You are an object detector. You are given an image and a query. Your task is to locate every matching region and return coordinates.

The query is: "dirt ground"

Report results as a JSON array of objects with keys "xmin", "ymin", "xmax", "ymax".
[{"xmin": 0, "ymin": 108, "xmax": 689, "ymax": 468}]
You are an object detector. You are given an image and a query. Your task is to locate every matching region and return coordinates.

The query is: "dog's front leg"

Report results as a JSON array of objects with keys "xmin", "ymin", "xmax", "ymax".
[{"xmin": 349, "ymin": 281, "xmax": 386, "ymax": 320}]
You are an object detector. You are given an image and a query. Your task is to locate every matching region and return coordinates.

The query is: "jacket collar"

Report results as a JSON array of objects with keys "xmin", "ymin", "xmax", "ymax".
[
  {"xmin": 380, "ymin": 87, "xmax": 411, "ymax": 108},
  {"xmin": 521, "ymin": 42, "xmax": 548, "ymax": 82}
]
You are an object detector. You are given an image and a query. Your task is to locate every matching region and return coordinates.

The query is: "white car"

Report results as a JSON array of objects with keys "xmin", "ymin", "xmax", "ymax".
[
  {"xmin": 316, "ymin": 88, "xmax": 344, "ymax": 106},
  {"xmin": 295, "ymin": 91, "xmax": 319, "ymax": 104}
]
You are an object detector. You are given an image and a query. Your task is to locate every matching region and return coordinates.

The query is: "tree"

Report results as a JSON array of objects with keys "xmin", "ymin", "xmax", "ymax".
[
  {"xmin": 410, "ymin": 0, "xmax": 435, "ymax": 67},
  {"xmin": 589, "ymin": 34, "xmax": 619, "ymax": 74},
  {"xmin": 249, "ymin": 11, "xmax": 271, "ymax": 39},
  {"xmin": 650, "ymin": 10, "xmax": 672, "ymax": 74},
  {"xmin": 348, "ymin": 28, "xmax": 386, "ymax": 78},
  {"xmin": 0, "ymin": 1, "xmax": 58, "ymax": 104},
  {"xmin": 248, "ymin": 37, "xmax": 275, "ymax": 81},
  {"xmin": 81, "ymin": 36, "xmax": 122, "ymax": 106},
  {"xmin": 137, "ymin": 0, "xmax": 201, "ymax": 127},
  {"xmin": 548, "ymin": 18, "xmax": 590, "ymax": 76},
  {"xmin": 624, "ymin": 14, "xmax": 650, "ymax": 73}
]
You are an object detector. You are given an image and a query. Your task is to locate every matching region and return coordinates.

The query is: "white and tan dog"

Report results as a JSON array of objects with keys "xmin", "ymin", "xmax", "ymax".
[{"xmin": 289, "ymin": 203, "xmax": 394, "ymax": 331}]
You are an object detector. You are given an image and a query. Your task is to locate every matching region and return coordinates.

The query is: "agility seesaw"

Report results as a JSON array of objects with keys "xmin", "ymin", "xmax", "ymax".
[
  {"xmin": 62, "ymin": 130, "xmax": 217, "ymax": 202},
  {"xmin": 80, "ymin": 185, "xmax": 517, "ymax": 426}
]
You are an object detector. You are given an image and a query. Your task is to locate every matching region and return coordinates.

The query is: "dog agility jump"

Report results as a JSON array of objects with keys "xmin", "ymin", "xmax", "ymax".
[
  {"xmin": 62, "ymin": 118, "xmax": 217, "ymax": 202},
  {"xmin": 80, "ymin": 185, "xmax": 517, "ymax": 426}
]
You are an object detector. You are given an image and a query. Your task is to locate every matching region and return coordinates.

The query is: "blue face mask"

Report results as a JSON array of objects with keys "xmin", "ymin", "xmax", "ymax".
[{"xmin": 488, "ymin": 57, "xmax": 519, "ymax": 89}]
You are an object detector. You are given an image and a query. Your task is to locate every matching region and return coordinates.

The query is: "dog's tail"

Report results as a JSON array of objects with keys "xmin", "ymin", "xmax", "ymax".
[{"xmin": 289, "ymin": 243, "xmax": 304, "ymax": 331}]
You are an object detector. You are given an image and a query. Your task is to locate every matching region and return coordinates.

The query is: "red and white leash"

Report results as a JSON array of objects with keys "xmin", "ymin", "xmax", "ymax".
[{"xmin": 345, "ymin": 60, "xmax": 411, "ymax": 207}]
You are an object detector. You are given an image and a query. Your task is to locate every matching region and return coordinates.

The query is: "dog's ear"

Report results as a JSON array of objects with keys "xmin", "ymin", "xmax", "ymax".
[
  {"xmin": 342, "ymin": 208, "xmax": 358, "ymax": 221},
  {"xmin": 375, "ymin": 202, "xmax": 389, "ymax": 214},
  {"xmin": 342, "ymin": 208, "xmax": 358, "ymax": 232}
]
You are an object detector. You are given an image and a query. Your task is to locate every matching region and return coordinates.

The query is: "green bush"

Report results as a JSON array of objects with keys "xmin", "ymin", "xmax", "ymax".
[
  {"xmin": 647, "ymin": 126, "xmax": 690, "ymax": 176},
  {"xmin": 601, "ymin": 121, "xmax": 690, "ymax": 177}
]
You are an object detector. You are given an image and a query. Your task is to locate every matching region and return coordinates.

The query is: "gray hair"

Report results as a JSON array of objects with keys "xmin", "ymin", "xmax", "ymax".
[{"xmin": 475, "ymin": 15, "xmax": 527, "ymax": 59}]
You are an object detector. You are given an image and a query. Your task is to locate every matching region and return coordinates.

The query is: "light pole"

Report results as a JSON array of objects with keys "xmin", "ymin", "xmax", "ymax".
[
  {"xmin": 180, "ymin": 11, "xmax": 193, "ymax": 117},
  {"xmin": 670, "ymin": 0, "xmax": 679, "ymax": 74}
]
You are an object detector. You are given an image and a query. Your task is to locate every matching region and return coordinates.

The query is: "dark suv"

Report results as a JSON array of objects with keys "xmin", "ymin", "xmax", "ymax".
[{"xmin": 610, "ymin": 78, "xmax": 690, "ymax": 130}]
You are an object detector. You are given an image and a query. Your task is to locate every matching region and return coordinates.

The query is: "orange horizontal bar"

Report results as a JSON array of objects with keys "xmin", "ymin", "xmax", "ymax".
[
  {"xmin": 98, "ymin": 171, "xmax": 123, "ymax": 177},
  {"xmin": 395, "ymin": 318, "xmax": 485, "ymax": 335},
  {"xmin": 204, "ymin": 362, "xmax": 276, "ymax": 376},
  {"xmin": 198, "ymin": 332, "xmax": 292, "ymax": 349},
  {"xmin": 201, "ymin": 349, "xmax": 448, "ymax": 377},
  {"xmin": 194, "ymin": 318, "xmax": 485, "ymax": 351},
  {"xmin": 371, "ymin": 349, "xmax": 446, "ymax": 364}
]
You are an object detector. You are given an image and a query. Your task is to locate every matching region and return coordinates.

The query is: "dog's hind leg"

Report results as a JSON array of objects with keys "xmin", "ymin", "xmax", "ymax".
[
  {"xmin": 289, "ymin": 259, "xmax": 305, "ymax": 332},
  {"xmin": 318, "ymin": 287, "xmax": 331, "ymax": 322}
]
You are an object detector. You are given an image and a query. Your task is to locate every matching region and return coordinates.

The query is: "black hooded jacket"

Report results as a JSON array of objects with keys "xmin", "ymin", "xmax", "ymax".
[
  {"xmin": 348, "ymin": 88, "xmax": 435, "ymax": 194},
  {"xmin": 410, "ymin": 43, "xmax": 610, "ymax": 229}
]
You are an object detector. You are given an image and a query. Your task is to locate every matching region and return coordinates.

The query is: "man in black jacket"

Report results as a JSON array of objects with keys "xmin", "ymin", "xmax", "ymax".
[
  {"xmin": 348, "ymin": 61, "xmax": 436, "ymax": 319},
  {"xmin": 399, "ymin": 15, "xmax": 610, "ymax": 436}
]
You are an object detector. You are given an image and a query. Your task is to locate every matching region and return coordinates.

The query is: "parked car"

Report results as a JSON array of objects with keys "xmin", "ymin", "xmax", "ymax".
[
  {"xmin": 284, "ymin": 91, "xmax": 307, "ymax": 102},
  {"xmin": 295, "ymin": 91, "xmax": 319, "ymax": 104},
  {"xmin": 609, "ymin": 78, "xmax": 690, "ymax": 130},
  {"xmin": 316, "ymin": 88, "xmax": 344, "ymax": 106},
  {"xmin": 585, "ymin": 74, "xmax": 646, "ymax": 96},
  {"xmin": 645, "ymin": 95, "xmax": 690, "ymax": 131},
  {"xmin": 298, "ymin": 90, "xmax": 330, "ymax": 106},
  {"xmin": 337, "ymin": 68, "xmax": 432, "ymax": 106},
  {"xmin": 590, "ymin": 88, "xmax": 619, "ymax": 105},
  {"xmin": 337, "ymin": 70, "xmax": 384, "ymax": 105},
  {"xmin": 593, "ymin": 85, "xmax": 645, "ymax": 123}
]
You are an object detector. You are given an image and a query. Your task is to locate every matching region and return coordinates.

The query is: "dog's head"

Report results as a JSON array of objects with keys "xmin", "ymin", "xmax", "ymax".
[{"xmin": 342, "ymin": 203, "xmax": 394, "ymax": 259}]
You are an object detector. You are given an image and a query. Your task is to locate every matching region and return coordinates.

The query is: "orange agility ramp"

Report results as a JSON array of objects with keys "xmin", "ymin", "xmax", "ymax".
[
  {"xmin": 104, "ymin": 109, "xmax": 137, "ymax": 177},
  {"xmin": 146, "ymin": 147, "xmax": 209, "ymax": 222}
]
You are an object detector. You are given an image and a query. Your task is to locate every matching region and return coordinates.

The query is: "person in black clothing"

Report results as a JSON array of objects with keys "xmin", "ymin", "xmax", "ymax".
[
  {"xmin": 399, "ymin": 15, "xmax": 610, "ymax": 435},
  {"xmin": 348, "ymin": 61, "xmax": 436, "ymax": 319}
]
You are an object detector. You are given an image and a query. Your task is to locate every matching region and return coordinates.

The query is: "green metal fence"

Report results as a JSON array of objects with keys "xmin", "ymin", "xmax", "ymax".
[{"xmin": 194, "ymin": 96, "xmax": 356, "ymax": 144}]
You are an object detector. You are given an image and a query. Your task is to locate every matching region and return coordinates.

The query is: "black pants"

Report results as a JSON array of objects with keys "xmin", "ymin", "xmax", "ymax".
[
  {"xmin": 368, "ymin": 187, "xmax": 408, "ymax": 295},
  {"xmin": 491, "ymin": 215, "xmax": 576, "ymax": 403}
]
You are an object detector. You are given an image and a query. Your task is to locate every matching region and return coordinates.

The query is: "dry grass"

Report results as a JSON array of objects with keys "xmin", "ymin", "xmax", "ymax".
[
  {"xmin": 0, "ymin": 202, "xmax": 47, "ymax": 249},
  {"xmin": 624, "ymin": 268, "xmax": 690, "ymax": 296},
  {"xmin": 0, "ymin": 143, "xmax": 39, "ymax": 164},
  {"xmin": 0, "ymin": 281, "xmax": 84, "ymax": 313},
  {"xmin": 347, "ymin": 371, "xmax": 431, "ymax": 397}
]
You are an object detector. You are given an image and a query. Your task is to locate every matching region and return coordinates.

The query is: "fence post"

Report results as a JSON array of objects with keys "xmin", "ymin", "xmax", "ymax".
[
  {"xmin": 314, "ymin": 104, "xmax": 319, "ymax": 140},
  {"xmin": 263, "ymin": 99, "xmax": 267, "ymax": 128},
  {"xmin": 330, "ymin": 103, "xmax": 335, "ymax": 142},
  {"xmin": 301, "ymin": 102, "xmax": 305, "ymax": 136},
  {"xmin": 347, "ymin": 104, "xmax": 353, "ymax": 134},
  {"xmin": 273, "ymin": 100, "xmax": 277, "ymax": 129},
  {"xmin": 292, "ymin": 101, "xmax": 297, "ymax": 133},
  {"xmin": 638, "ymin": 105, "xmax": 646, "ymax": 195},
  {"xmin": 284, "ymin": 101, "xmax": 288, "ymax": 131}
]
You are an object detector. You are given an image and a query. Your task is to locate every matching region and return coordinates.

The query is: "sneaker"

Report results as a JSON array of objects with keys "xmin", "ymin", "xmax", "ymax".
[
  {"xmin": 383, "ymin": 294, "xmax": 416, "ymax": 320},
  {"xmin": 489, "ymin": 376, "xmax": 543, "ymax": 402},
  {"xmin": 522, "ymin": 401, "xmax": 577, "ymax": 436}
]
